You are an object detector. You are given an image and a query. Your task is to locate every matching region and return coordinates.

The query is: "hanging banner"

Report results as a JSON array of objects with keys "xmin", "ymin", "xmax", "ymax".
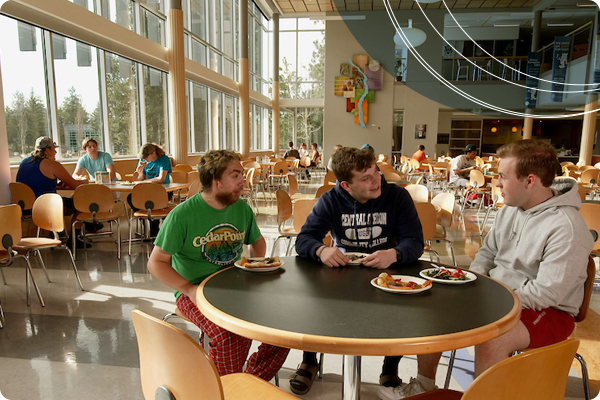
[
  {"xmin": 525, "ymin": 52, "xmax": 542, "ymax": 109},
  {"xmin": 551, "ymin": 36, "xmax": 571, "ymax": 102},
  {"xmin": 593, "ymin": 11, "xmax": 600, "ymax": 91}
]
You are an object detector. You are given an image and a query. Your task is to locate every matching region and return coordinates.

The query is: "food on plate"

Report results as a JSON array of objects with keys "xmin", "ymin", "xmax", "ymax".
[
  {"xmin": 120, "ymin": 181, "xmax": 135, "ymax": 185},
  {"xmin": 239, "ymin": 256, "xmax": 281, "ymax": 268},
  {"xmin": 422, "ymin": 267, "xmax": 470, "ymax": 281},
  {"xmin": 375, "ymin": 272, "xmax": 431, "ymax": 290},
  {"xmin": 346, "ymin": 253, "xmax": 367, "ymax": 262}
]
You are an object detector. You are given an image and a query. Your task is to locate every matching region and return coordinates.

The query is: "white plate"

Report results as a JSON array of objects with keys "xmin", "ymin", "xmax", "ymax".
[
  {"xmin": 419, "ymin": 267, "xmax": 477, "ymax": 285},
  {"xmin": 234, "ymin": 258, "xmax": 285, "ymax": 272},
  {"xmin": 345, "ymin": 252, "xmax": 369, "ymax": 265},
  {"xmin": 370, "ymin": 275, "xmax": 432, "ymax": 294}
]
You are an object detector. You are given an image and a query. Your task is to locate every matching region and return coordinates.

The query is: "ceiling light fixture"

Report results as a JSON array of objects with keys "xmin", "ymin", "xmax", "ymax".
[
  {"xmin": 576, "ymin": 2, "xmax": 597, "ymax": 6},
  {"xmin": 414, "ymin": 0, "xmax": 442, "ymax": 3},
  {"xmin": 511, "ymin": 126, "xmax": 518, "ymax": 132},
  {"xmin": 493, "ymin": 22, "xmax": 520, "ymax": 27},
  {"xmin": 309, "ymin": 15, "xmax": 366, "ymax": 21},
  {"xmin": 547, "ymin": 22, "xmax": 575, "ymax": 27},
  {"xmin": 394, "ymin": 19, "xmax": 427, "ymax": 48},
  {"xmin": 491, "ymin": 126, "xmax": 497, "ymax": 133}
]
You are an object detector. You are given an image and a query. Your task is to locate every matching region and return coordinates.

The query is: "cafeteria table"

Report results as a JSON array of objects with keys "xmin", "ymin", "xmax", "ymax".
[{"xmin": 197, "ymin": 257, "xmax": 521, "ymax": 400}]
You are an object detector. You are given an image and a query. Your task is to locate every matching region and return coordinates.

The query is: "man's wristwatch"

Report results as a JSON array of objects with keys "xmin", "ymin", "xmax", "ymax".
[{"xmin": 395, "ymin": 249, "xmax": 402, "ymax": 263}]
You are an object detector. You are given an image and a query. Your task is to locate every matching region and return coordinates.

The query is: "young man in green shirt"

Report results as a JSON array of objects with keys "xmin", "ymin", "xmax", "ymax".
[{"xmin": 148, "ymin": 150, "xmax": 289, "ymax": 382}]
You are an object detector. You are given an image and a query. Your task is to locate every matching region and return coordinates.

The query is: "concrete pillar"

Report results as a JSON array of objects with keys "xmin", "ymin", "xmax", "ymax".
[
  {"xmin": 272, "ymin": 13, "xmax": 280, "ymax": 156},
  {"xmin": 167, "ymin": 0, "xmax": 188, "ymax": 164},
  {"xmin": 239, "ymin": 0, "xmax": 250, "ymax": 156},
  {"xmin": 579, "ymin": 93, "xmax": 598, "ymax": 166},
  {"xmin": 523, "ymin": 10, "xmax": 543, "ymax": 140}
]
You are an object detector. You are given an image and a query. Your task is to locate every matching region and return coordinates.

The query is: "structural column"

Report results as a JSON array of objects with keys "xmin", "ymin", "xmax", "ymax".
[
  {"xmin": 523, "ymin": 10, "xmax": 542, "ymax": 140},
  {"xmin": 580, "ymin": 93, "xmax": 598, "ymax": 165},
  {"xmin": 0, "ymin": 63, "xmax": 11, "ymax": 204},
  {"xmin": 239, "ymin": 0, "xmax": 250, "ymax": 157},
  {"xmin": 167, "ymin": 0, "xmax": 187, "ymax": 165},
  {"xmin": 272, "ymin": 13, "xmax": 280, "ymax": 155}
]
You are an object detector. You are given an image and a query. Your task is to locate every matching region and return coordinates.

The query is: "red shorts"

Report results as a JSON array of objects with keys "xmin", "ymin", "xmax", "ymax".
[{"xmin": 521, "ymin": 308, "xmax": 575, "ymax": 349}]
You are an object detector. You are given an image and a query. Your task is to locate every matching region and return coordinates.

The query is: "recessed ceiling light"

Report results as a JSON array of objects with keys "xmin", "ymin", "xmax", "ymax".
[
  {"xmin": 577, "ymin": 2, "xmax": 597, "ymax": 6},
  {"xmin": 493, "ymin": 23, "xmax": 520, "ymax": 27},
  {"xmin": 547, "ymin": 22, "xmax": 575, "ymax": 27}
]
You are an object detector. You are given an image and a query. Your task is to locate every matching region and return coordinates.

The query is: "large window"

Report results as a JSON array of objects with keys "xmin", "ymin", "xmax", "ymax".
[
  {"xmin": 279, "ymin": 107, "xmax": 323, "ymax": 150},
  {"xmin": 250, "ymin": 104, "xmax": 271, "ymax": 151},
  {"xmin": 279, "ymin": 18, "xmax": 324, "ymax": 100}
]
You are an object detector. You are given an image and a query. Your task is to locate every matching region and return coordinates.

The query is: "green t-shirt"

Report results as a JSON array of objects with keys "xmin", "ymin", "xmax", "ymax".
[{"xmin": 154, "ymin": 194, "xmax": 262, "ymax": 298}]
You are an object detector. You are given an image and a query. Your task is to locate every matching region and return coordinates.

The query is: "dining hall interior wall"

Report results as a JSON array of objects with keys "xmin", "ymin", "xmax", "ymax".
[{"xmin": 323, "ymin": 18, "xmax": 394, "ymax": 161}]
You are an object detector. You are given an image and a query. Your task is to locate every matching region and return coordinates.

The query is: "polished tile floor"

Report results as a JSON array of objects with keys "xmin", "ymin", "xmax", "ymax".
[{"xmin": 0, "ymin": 178, "xmax": 597, "ymax": 399}]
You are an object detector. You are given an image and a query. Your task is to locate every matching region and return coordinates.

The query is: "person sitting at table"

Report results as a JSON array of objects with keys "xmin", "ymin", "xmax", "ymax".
[
  {"xmin": 361, "ymin": 143, "xmax": 375, "ymax": 153},
  {"xmin": 147, "ymin": 149, "xmax": 289, "ymax": 383},
  {"xmin": 16, "ymin": 136, "xmax": 91, "ymax": 246},
  {"xmin": 448, "ymin": 144, "xmax": 478, "ymax": 188},
  {"xmin": 283, "ymin": 141, "xmax": 300, "ymax": 159},
  {"xmin": 411, "ymin": 145, "xmax": 426, "ymax": 163},
  {"xmin": 291, "ymin": 147, "xmax": 424, "ymax": 395},
  {"xmin": 379, "ymin": 140, "xmax": 594, "ymax": 400},
  {"xmin": 309, "ymin": 142, "xmax": 320, "ymax": 167},
  {"xmin": 298, "ymin": 142, "xmax": 309, "ymax": 158},
  {"xmin": 73, "ymin": 137, "xmax": 117, "ymax": 182},
  {"xmin": 327, "ymin": 144, "xmax": 342, "ymax": 171}
]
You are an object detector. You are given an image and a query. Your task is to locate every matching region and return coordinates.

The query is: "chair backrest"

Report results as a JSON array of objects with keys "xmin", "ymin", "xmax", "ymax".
[
  {"xmin": 578, "ymin": 165, "xmax": 596, "ymax": 172},
  {"xmin": 323, "ymin": 171, "xmax": 336, "ymax": 185},
  {"xmin": 378, "ymin": 154, "xmax": 388, "ymax": 163},
  {"xmin": 131, "ymin": 183, "xmax": 169, "ymax": 211},
  {"xmin": 187, "ymin": 170, "xmax": 199, "ymax": 183},
  {"xmin": 272, "ymin": 161, "xmax": 288, "ymax": 175},
  {"xmin": 187, "ymin": 179, "xmax": 201, "ymax": 198},
  {"xmin": 0, "ymin": 204, "xmax": 22, "ymax": 253},
  {"xmin": 245, "ymin": 168, "xmax": 256, "ymax": 189},
  {"xmin": 383, "ymin": 171, "xmax": 403, "ymax": 182},
  {"xmin": 461, "ymin": 338, "xmax": 580, "ymax": 400},
  {"xmin": 490, "ymin": 179, "xmax": 504, "ymax": 206},
  {"xmin": 288, "ymin": 174, "xmax": 298, "ymax": 196},
  {"xmin": 243, "ymin": 161, "xmax": 261, "ymax": 170},
  {"xmin": 409, "ymin": 158, "xmax": 420, "ymax": 170},
  {"xmin": 32, "ymin": 193, "xmax": 65, "ymax": 235},
  {"xmin": 405, "ymin": 184, "xmax": 429, "ymax": 203},
  {"xmin": 291, "ymin": 159, "xmax": 300, "ymax": 172},
  {"xmin": 576, "ymin": 183, "xmax": 587, "ymax": 201},
  {"xmin": 9, "ymin": 182, "xmax": 36, "ymax": 213},
  {"xmin": 576, "ymin": 255, "xmax": 596, "ymax": 323},
  {"xmin": 431, "ymin": 192, "xmax": 455, "ymax": 227},
  {"xmin": 73, "ymin": 184, "xmax": 116, "ymax": 213},
  {"xmin": 300, "ymin": 156, "xmax": 312, "ymax": 168},
  {"xmin": 315, "ymin": 184, "xmax": 335, "ymax": 198},
  {"xmin": 170, "ymin": 170, "xmax": 188, "ymax": 184},
  {"xmin": 292, "ymin": 199, "xmax": 317, "ymax": 233},
  {"xmin": 172, "ymin": 164, "xmax": 193, "ymax": 172},
  {"xmin": 414, "ymin": 202, "xmax": 436, "ymax": 241},
  {"xmin": 131, "ymin": 310, "xmax": 225, "ymax": 400},
  {"xmin": 475, "ymin": 157, "xmax": 484, "ymax": 167},
  {"xmin": 469, "ymin": 169, "xmax": 486, "ymax": 189},
  {"xmin": 561, "ymin": 161, "xmax": 576, "ymax": 168},
  {"xmin": 275, "ymin": 189, "xmax": 292, "ymax": 226},
  {"xmin": 580, "ymin": 168, "xmax": 599, "ymax": 184},
  {"xmin": 115, "ymin": 172, "xmax": 122, "ymax": 181}
]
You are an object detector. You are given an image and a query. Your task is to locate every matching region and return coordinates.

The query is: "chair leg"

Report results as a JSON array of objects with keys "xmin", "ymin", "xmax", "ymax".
[
  {"xmin": 0, "ymin": 299, "xmax": 4, "ymax": 328},
  {"xmin": 116, "ymin": 219, "xmax": 121, "ymax": 260},
  {"xmin": 285, "ymin": 237, "xmax": 295, "ymax": 256},
  {"xmin": 63, "ymin": 247, "xmax": 85, "ymax": 291},
  {"xmin": 23, "ymin": 255, "xmax": 45, "ymax": 307},
  {"xmin": 575, "ymin": 353, "xmax": 591, "ymax": 400},
  {"xmin": 444, "ymin": 349, "xmax": 456, "ymax": 389},
  {"xmin": 34, "ymin": 249, "xmax": 52, "ymax": 283},
  {"xmin": 318, "ymin": 352, "xmax": 325, "ymax": 378},
  {"xmin": 0, "ymin": 265, "xmax": 6, "ymax": 285}
]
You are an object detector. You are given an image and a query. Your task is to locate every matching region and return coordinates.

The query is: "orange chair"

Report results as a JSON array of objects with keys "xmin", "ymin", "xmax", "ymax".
[{"xmin": 128, "ymin": 183, "xmax": 174, "ymax": 255}]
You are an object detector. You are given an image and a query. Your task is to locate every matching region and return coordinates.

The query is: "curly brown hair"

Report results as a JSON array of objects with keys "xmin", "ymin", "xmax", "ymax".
[
  {"xmin": 331, "ymin": 147, "xmax": 376, "ymax": 183},
  {"xmin": 197, "ymin": 150, "xmax": 241, "ymax": 190},
  {"xmin": 497, "ymin": 140, "xmax": 559, "ymax": 187},
  {"xmin": 138, "ymin": 143, "xmax": 166, "ymax": 160}
]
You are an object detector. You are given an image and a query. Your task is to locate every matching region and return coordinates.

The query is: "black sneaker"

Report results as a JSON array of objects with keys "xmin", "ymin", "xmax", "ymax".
[
  {"xmin": 67, "ymin": 238, "xmax": 92, "ymax": 250},
  {"xmin": 85, "ymin": 222, "xmax": 104, "ymax": 233}
]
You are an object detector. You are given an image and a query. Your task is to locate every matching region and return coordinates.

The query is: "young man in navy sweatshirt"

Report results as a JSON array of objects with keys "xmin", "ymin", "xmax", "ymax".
[{"xmin": 289, "ymin": 147, "xmax": 425, "ymax": 395}]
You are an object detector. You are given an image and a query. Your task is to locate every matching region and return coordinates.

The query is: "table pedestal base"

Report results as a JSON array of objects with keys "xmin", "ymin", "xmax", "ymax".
[{"xmin": 342, "ymin": 355, "xmax": 361, "ymax": 400}]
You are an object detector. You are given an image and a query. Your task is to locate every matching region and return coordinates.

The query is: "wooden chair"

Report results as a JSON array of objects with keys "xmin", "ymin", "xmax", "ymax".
[
  {"xmin": 405, "ymin": 184, "xmax": 429, "ymax": 203},
  {"xmin": 414, "ymin": 202, "xmax": 440, "ymax": 262},
  {"xmin": 243, "ymin": 161, "xmax": 261, "ymax": 170},
  {"xmin": 323, "ymin": 170, "xmax": 336, "ymax": 186},
  {"xmin": 271, "ymin": 190, "xmax": 297, "ymax": 257},
  {"xmin": 579, "ymin": 203, "xmax": 600, "ymax": 257},
  {"xmin": 432, "ymin": 339, "xmax": 580, "ymax": 400},
  {"xmin": 461, "ymin": 169, "xmax": 490, "ymax": 213},
  {"xmin": 14, "ymin": 193, "xmax": 85, "ymax": 297},
  {"xmin": 187, "ymin": 170, "xmax": 199, "ymax": 183},
  {"xmin": 240, "ymin": 168, "xmax": 259, "ymax": 214},
  {"xmin": 291, "ymin": 199, "xmax": 317, "ymax": 241},
  {"xmin": 383, "ymin": 171, "xmax": 403, "ymax": 182},
  {"xmin": 479, "ymin": 179, "xmax": 504, "ymax": 236},
  {"xmin": 72, "ymin": 184, "xmax": 122, "ymax": 259},
  {"xmin": 186, "ymin": 179, "xmax": 201, "ymax": 198},
  {"xmin": 0, "ymin": 204, "xmax": 39, "ymax": 324},
  {"xmin": 128, "ymin": 183, "xmax": 174, "ymax": 255},
  {"xmin": 270, "ymin": 161, "xmax": 289, "ymax": 190},
  {"xmin": 172, "ymin": 164, "xmax": 193, "ymax": 172},
  {"xmin": 9, "ymin": 182, "xmax": 36, "ymax": 221},
  {"xmin": 430, "ymin": 192, "xmax": 457, "ymax": 266},
  {"xmin": 130, "ymin": 310, "xmax": 296, "ymax": 400},
  {"xmin": 315, "ymin": 184, "xmax": 335, "ymax": 199},
  {"xmin": 287, "ymin": 174, "xmax": 298, "ymax": 198}
]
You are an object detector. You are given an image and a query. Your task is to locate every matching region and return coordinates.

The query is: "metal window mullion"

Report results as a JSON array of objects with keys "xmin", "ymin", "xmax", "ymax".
[
  {"xmin": 133, "ymin": 0, "xmax": 147, "ymax": 144},
  {"xmin": 188, "ymin": 81, "xmax": 195, "ymax": 153},
  {"xmin": 97, "ymin": 48, "xmax": 112, "ymax": 153},
  {"xmin": 41, "ymin": 30, "xmax": 61, "ymax": 158}
]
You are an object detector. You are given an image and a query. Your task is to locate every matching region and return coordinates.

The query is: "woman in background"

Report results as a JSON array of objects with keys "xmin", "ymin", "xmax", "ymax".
[{"xmin": 135, "ymin": 143, "xmax": 172, "ymax": 184}]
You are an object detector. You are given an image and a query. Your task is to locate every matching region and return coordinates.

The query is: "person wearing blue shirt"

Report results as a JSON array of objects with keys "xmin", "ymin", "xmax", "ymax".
[
  {"xmin": 73, "ymin": 137, "xmax": 117, "ymax": 182},
  {"xmin": 135, "ymin": 143, "xmax": 172, "ymax": 184}
]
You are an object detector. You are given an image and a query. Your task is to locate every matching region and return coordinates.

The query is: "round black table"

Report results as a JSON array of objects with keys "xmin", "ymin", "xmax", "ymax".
[{"xmin": 197, "ymin": 257, "xmax": 520, "ymax": 400}]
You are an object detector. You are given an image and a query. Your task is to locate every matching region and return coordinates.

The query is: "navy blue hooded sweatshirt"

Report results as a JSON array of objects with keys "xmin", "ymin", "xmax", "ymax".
[{"xmin": 296, "ymin": 176, "xmax": 425, "ymax": 263}]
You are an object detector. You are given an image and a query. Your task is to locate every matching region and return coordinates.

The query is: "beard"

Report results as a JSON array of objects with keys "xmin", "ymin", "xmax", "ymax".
[{"xmin": 215, "ymin": 190, "xmax": 240, "ymax": 206}]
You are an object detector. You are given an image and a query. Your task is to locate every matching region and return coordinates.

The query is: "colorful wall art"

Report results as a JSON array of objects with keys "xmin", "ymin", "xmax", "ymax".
[{"xmin": 333, "ymin": 54, "xmax": 384, "ymax": 128}]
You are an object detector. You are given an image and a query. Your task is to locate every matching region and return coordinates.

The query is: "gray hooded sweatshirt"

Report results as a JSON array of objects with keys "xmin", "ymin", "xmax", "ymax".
[{"xmin": 470, "ymin": 179, "xmax": 594, "ymax": 316}]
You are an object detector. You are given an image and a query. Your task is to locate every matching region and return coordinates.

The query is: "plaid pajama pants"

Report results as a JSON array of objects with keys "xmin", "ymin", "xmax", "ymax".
[{"xmin": 176, "ymin": 293, "xmax": 290, "ymax": 381}]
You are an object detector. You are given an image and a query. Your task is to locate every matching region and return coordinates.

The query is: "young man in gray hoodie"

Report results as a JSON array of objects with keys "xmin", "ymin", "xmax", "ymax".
[{"xmin": 379, "ymin": 139, "xmax": 594, "ymax": 400}]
